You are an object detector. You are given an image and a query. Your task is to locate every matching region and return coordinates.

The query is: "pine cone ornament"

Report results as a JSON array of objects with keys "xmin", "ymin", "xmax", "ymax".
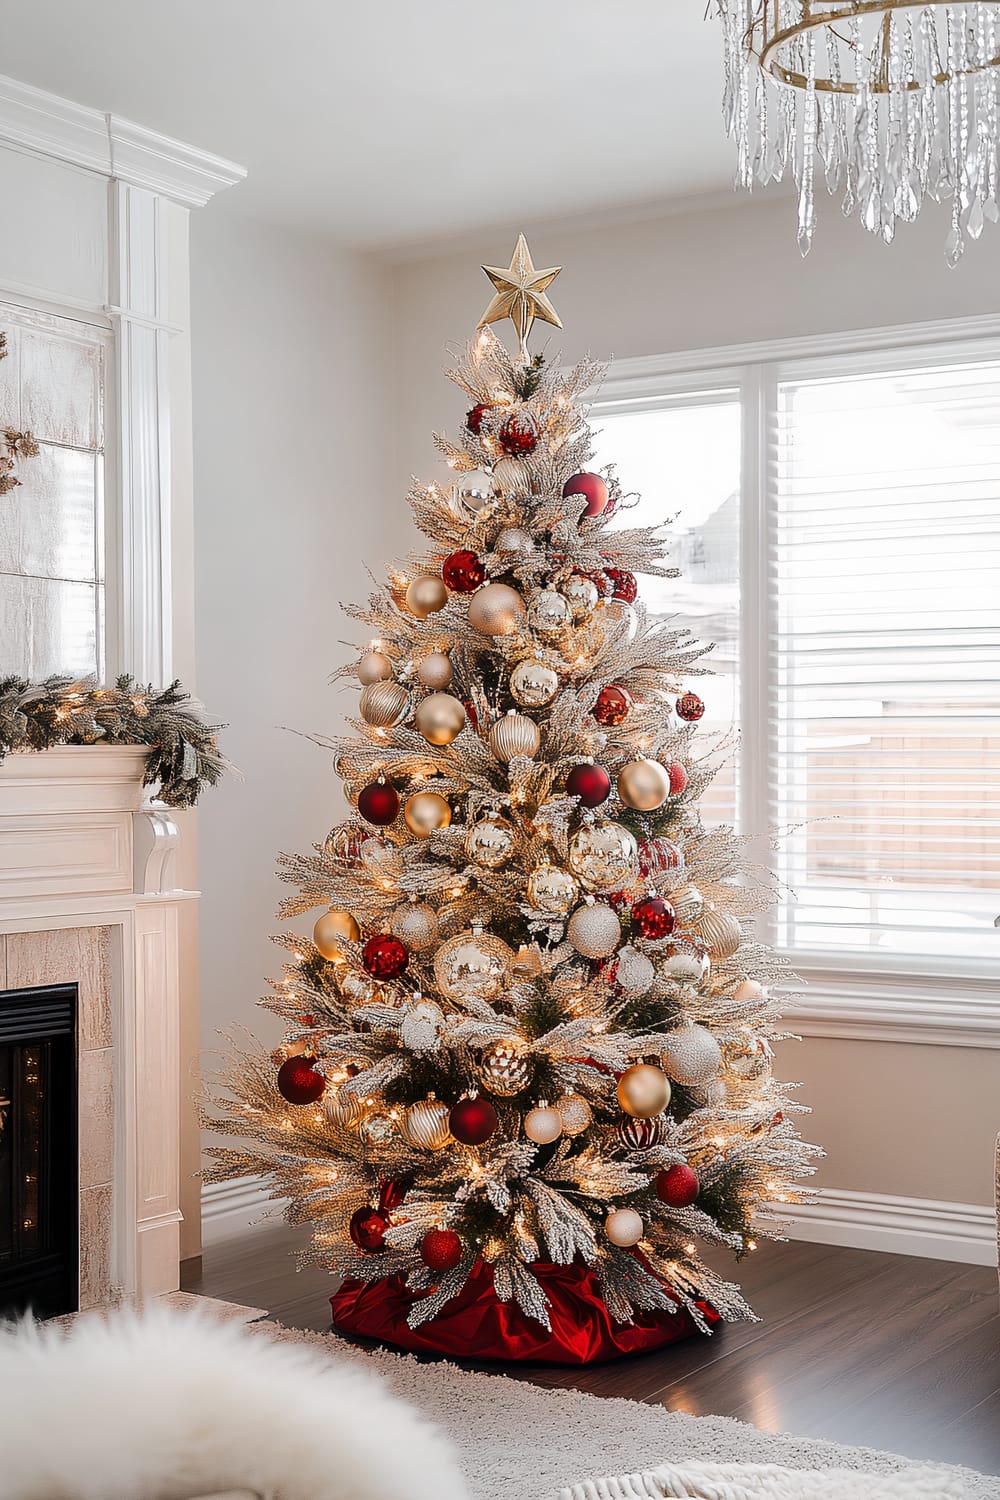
[{"xmin": 479, "ymin": 1039, "xmax": 533, "ymax": 1097}]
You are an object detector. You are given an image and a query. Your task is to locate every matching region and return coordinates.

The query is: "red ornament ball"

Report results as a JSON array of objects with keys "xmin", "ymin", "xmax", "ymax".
[
  {"xmin": 276, "ymin": 1055, "xmax": 325, "ymax": 1106},
  {"xmin": 563, "ymin": 471, "xmax": 609, "ymax": 518},
  {"xmin": 593, "ymin": 684, "xmax": 632, "ymax": 727},
  {"xmin": 498, "ymin": 412, "xmax": 539, "ymax": 456},
  {"xmin": 449, "ymin": 1095, "xmax": 498, "ymax": 1146},
  {"xmin": 655, "ymin": 1163, "xmax": 700, "ymax": 1208},
  {"xmin": 677, "ymin": 691, "xmax": 706, "ymax": 722},
  {"xmin": 420, "ymin": 1227, "xmax": 463, "ymax": 1272},
  {"xmin": 362, "ymin": 933, "xmax": 408, "ymax": 980},
  {"xmin": 605, "ymin": 567, "xmax": 637, "ymax": 604},
  {"xmin": 589, "ymin": 569, "xmax": 615, "ymax": 600},
  {"xmin": 632, "ymin": 896, "xmax": 676, "ymax": 940},
  {"xmin": 357, "ymin": 779, "xmax": 400, "ymax": 826},
  {"xmin": 378, "ymin": 1179, "xmax": 407, "ymax": 1212},
  {"xmin": 466, "ymin": 402, "xmax": 493, "ymax": 435},
  {"xmin": 668, "ymin": 762, "xmax": 688, "ymax": 795},
  {"xmin": 638, "ymin": 838, "xmax": 683, "ymax": 879},
  {"xmin": 349, "ymin": 1205, "xmax": 390, "ymax": 1253},
  {"xmin": 442, "ymin": 548, "xmax": 486, "ymax": 593},
  {"xmin": 566, "ymin": 762, "xmax": 612, "ymax": 808}
]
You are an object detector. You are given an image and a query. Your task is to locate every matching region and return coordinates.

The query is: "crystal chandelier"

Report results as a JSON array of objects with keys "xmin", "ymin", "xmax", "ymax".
[{"xmin": 717, "ymin": 1, "xmax": 1000, "ymax": 261}]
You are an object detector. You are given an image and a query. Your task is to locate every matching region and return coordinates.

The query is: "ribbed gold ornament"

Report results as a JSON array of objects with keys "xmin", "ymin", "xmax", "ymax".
[
  {"xmin": 699, "ymin": 905, "xmax": 743, "ymax": 957},
  {"xmin": 359, "ymin": 681, "xmax": 409, "ymax": 727},
  {"xmin": 488, "ymin": 710, "xmax": 540, "ymax": 762},
  {"xmin": 402, "ymin": 1096, "xmax": 452, "ymax": 1150},
  {"xmin": 669, "ymin": 881, "xmax": 705, "ymax": 926},
  {"xmin": 479, "ymin": 1039, "xmax": 533, "ymax": 1096},
  {"xmin": 323, "ymin": 1087, "xmax": 366, "ymax": 1130}
]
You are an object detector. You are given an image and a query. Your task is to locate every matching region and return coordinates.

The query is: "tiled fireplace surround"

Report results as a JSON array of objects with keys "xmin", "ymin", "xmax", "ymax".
[{"xmin": 0, "ymin": 746, "xmax": 194, "ymax": 1308}]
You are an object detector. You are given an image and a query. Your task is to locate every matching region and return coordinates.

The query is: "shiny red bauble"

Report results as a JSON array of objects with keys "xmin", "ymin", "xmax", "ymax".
[
  {"xmin": 378, "ymin": 1178, "xmax": 407, "ymax": 1212},
  {"xmin": 566, "ymin": 761, "xmax": 611, "ymax": 808},
  {"xmin": 276, "ymin": 1055, "xmax": 326, "ymax": 1106},
  {"xmin": 419, "ymin": 1227, "xmax": 463, "ymax": 1272},
  {"xmin": 498, "ymin": 412, "xmax": 539, "ymax": 456},
  {"xmin": 357, "ymin": 779, "xmax": 400, "ymax": 826},
  {"xmin": 605, "ymin": 567, "xmax": 637, "ymax": 604},
  {"xmin": 593, "ymin": 684, "xmax": 632, "ymax": 727},
  {"xmin": 655, "ymin": 1163, "xmax": 700, "ymax": 1208},
  {"xmin": 442, "ymin": 548, "xmax": 486, "ymax": 593},
  {"xmin": 449, "ymin": 1095, "xmax": 498, "ymax": 1146},
  {"xmin": 632, "ymin": 896, "xmax": 676, "ymax": 940},
  {"xmin": 668, "ymin": 762, "xmax": 688, "ymax": 795},
  {"xmin": 362, "ymin": 933, "xmax": 409, "ymax": 979},
  {"xmin": 676, "ymin": 692, "xmax": 706, "ymax": 722},
  {"xmin": 349, "ymin": 1205, "xmax": 390, "ymax": 1253},
  {"xmin": 563, "ymin": 471, "xmax": 609, "ymax": 518},
  {"xmin": 466, "ymin": 402, "xmax": 493, "ymax": 435}
]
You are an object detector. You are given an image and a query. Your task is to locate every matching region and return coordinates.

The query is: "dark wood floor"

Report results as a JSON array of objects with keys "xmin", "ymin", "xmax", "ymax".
[{"xmin": 183, "ymin": 1227, "xmax": 1000, "ymax": 1478}]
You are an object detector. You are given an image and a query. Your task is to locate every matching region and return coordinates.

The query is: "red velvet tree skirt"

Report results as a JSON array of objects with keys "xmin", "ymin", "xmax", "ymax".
[{"xmin": 331, "ymin": 1259, "xmax": 719, "ymax": 1365}]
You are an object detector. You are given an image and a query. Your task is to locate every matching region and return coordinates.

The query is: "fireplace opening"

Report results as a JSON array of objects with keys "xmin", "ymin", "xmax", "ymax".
[{"xmin": 0, "ymin": 984, "xmax": 78, "ymax": 1318}]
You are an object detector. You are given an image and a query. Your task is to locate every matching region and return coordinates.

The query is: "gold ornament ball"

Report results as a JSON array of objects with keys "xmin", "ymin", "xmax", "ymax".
[
  {"xmin": 417, "ymin": 650, "xmax": 454, "ymax": 689},
  {"xmin": 557, "ymin": 1093, "xmax": 593, "ymax": 1136},
  {"xmin": 415, "ymin": 692, "xmax": 467, "ymax": 745},
  {"xmin": 341, "ymin": 972, "xmax": 376, "ymax": 1005},
  {"xmin": 567, "ymin": 901, "xmax": 621, "ymax": 958},
  {"xmin": 323, "ymin": 1087, "xmax": 366, "ymax": 1130},
  {"xmin": 358, "ymin": 650, "xmax": 393, "ymax": 685},
  {"xmin": 434, "ymin": 929, "xmax": 514, "ymax": 1002},
  {"xmin": 617, "ymin": 1062, "xmax": 672, "ymax": 1119},
  {"xmin": 391, "ymin": 900, "xmax": 439, "ymax": 950},
  {"xmin": 513, "ymin": 943, "xmax": 543, "ymax": 977},
  {"xmin": 465, "ymin": 816, "xmax": 516, "ymax": 868},
  {"xmin": 528, "ymin": 589, "xmax": 572, "ymax": 635},
  {"xmin": 489, "ymin": 710, "xmax": 541, "ymax": 763},
  {"xmin": 568, "ymin": 821, "xmax": 639, "ymax": 892},
  {"xmin": 313, "ymin": 908, "xmax": 360, "ymax": 961},
  {"xmin": 617, "ymin": 758, "xmax": 671, "ymax": 812},
  {"xmin": 491, "ymin": 457, "xmax": 527, "ymax": 495},
  {"xmin": 561, "ymin": 574, "xmax": 599, "ymax": 621},
  {"xmin": 699, "ymin": 905, "xmax": 743, "ymax": 958},
  {"xmin": 527, "ymin": 863, "xmax": 579, "ymax": 916},
  {"xmin": 510, "ymin": 657, "xmax": 559, "ymax": 709},
  {"xmin": 661, "ymin": 1022, "xmax": 722, "ymax": 1086},
  {"xmin": 359, "ymin": 1111, "xmax": 397, "ymax": 1148},
  {"xmin": 359, "ymin": 680, "xmax": 410, "ymax": 728},
  {"xmin": 605, "ymin": 1207, "xmax": 644, "ymax": 1247},
  {"xmin": 402, "ymin": 1097, "xmax": 452, "ymax": 1150},
  {"xmin": 406, "ymin": 575, "xmax": 448, "ymax": 619},
  {"xmin": 468, "ymin": 581, "xmax": 525, "ymax": 636},
  {"xmin": 524, "ymin": 1103, "xmax": 563, "ymax": 1145},
  {"xmin": 479, "ymin": 1039, "xmax": 533, "ymax": 1097},
  {"xmin": 404, "ymin": 790, "xmax": 452, "ymax": 836},
  {"xmin": 670, "ymin": 882, "xmax": 705, "ymax": 926}
]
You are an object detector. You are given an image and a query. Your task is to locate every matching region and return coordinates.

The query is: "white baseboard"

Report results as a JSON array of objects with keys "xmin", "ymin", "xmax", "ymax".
[{"xmin": 201, "ymin": 1176, "xmax": 289, "ymax": 1247}]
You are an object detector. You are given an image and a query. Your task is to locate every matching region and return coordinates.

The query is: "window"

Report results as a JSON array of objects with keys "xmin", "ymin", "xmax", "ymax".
[{"xmin": 592, "ymin": 339, "xmax": 1000, "ymax": 980}]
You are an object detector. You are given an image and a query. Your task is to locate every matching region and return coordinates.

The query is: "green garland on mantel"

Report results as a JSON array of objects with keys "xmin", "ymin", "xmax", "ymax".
[{"xmin": 0, "ymin": 674, "xmax": 229, "ymax": 809}]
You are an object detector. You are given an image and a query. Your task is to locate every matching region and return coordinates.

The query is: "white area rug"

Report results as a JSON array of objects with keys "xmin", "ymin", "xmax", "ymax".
[{"xmin": 257, "ymin": 1324, "xmax": 998, "ymax": 1500}]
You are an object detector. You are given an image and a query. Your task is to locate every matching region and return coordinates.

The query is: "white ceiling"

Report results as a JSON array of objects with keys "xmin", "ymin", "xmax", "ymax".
[{"xmin": 0, "ymin": 0, "xmax": 738, "ymax": 250}]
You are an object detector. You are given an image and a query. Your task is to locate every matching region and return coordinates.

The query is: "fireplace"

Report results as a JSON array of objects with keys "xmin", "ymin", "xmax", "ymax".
[{"xmin": 0, "ymin": 984, "xmax": 78, "ymax": 1317}]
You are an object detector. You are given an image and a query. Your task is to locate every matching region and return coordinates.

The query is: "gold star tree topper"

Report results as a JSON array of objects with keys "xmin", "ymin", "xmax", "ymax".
[{"xmin": 478, "ymin": 234, "xmax": 562, "ymax": 361}]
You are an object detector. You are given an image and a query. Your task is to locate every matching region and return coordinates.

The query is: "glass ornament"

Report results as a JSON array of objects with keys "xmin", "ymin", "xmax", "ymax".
[
  {"xmin": 465, "ymin": 816, "xmax": 516, "ymax": 868},
  {"xmin": 676, "ymin": 691, "xmax": 705, "ymax": 722},
  {"xmin": 568, "ymin": 821, "xmax": 639, "ymax": 892},
  {"xmin": 632, "ymin": 895, "xmax": 676, "ymax": 941},
  {"xmin": 566, "ymin": 762, "xmax": 611, "ymax": 808},
  {"xmin": 442, "ymin": 548, "xmax": 486, "ymax": 593},
  {"xmin": 479, "ymin": 1039, "xmax": 533, "ymax": 1096},
  {"xmin": 510, "ymin": 657, "xmax": 559, "ymax": 708},
  {"xmin": 498, "ymin": 411, "xmax": 539, "ymax": 455},
  {"xmin": 313, "ymin": 908, "xmax": 360, "ymax": 961},
  {"xmin": 617, "ymin": 1062, "xmax": 671, "ymax": 1119},
  {"xmin": 528, "ymin": 589, "xmax": 572, "ymax": 635},
  {"xmin": 362, "ymin": 933, "xmax": 409, "ymax": 980},
  {"xmin": 433, "ymin": 928, "xmax": 514, "ymax": 1002},
  {"xmin": 562, "ymin": 471, "xmax": 609, "ymax": 517},
  {"xmin": 402, "ymin": 1096, "xmax": 452, "ymax": 1150},
  {"xmin": 527, "ymin": 863, "xmax": 579, "ymax": 916}
]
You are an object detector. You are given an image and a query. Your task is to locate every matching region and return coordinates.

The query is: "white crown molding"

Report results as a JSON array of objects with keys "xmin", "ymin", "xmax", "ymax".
[
  {"xmin": 776, "ymin": 1188, "xmax": 996, "ymax": 1266},
  {"xmin": 0, "ymin": 73, "xmax": 246, "ymax": 207}
]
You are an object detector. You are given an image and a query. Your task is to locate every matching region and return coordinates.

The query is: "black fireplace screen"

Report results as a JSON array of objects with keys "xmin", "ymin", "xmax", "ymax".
[{"xmin": 0, "ymin": 984, "xmax": 78, "ymax": 1318}]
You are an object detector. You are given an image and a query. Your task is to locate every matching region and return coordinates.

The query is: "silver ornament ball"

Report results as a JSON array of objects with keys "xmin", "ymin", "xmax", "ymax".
[
  {"xmin": 567, "ymin": 901, "xmax": 621, "ymax": 958},
  {"xmin": 510, "ymin": 657, "xmax": 559, "ymax": 708},
  {"xmin": 527, "ymin": 863, "xmax": 579, "ymax": 916}
]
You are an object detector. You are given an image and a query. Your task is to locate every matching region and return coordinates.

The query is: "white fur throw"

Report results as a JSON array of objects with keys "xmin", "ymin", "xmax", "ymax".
[
  {"xmin": 561, "ymin": 1461, "xmax": 967, "ymax": 1500},
  {"xmin": 0, "ymin": 1306, "xmax": 468, "ymax": 1500}
]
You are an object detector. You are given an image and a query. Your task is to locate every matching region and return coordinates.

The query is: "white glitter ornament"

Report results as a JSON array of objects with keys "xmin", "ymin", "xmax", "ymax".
[
  {"xmin": 567, "ymin": 901, "xmax": 621, "ymax": 959},
  {"xmin": 661, "ymin": 1022, "xmax": 722, "ymax": 1087},
  {"xmin": 495, "ymin": 526, "xmax": 533, "ymax": 557},
  {"xmin": 556, "ymin": 1093, "xmax": 593, "ymax": 1136},
  {"xmin": 391, "ymin": 901, "xmax": 439, "ymax": 951},
  {"xmin": 615, "ymin": 945, "xmax": 655, "ymax": 996},
  {"xmin": 400, "ymin": 999, "xmax": 444, "ymax": 1052}
]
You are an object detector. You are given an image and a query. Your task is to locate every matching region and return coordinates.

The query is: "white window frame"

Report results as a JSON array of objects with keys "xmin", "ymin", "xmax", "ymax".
[{"xmin": 592, "ymin": 314, "xmax": 1000, "ymax": 1050}]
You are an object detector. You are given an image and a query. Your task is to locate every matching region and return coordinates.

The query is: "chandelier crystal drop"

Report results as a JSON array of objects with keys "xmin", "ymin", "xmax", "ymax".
[{"xmin": 716, "ymin": 1, "xmax": 1000, "ymax": 262}]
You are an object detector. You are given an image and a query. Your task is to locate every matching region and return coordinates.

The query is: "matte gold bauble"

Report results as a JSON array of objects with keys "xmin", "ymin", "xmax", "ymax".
[
  {"xmin": 568, "ymin": 821, "xmax": 639, "ymax": 892},
  {"xmin": 567, "ymin": 901, "xmax": 621, "ymax": 958},
  {"xmin": 402, "ymin": 1096, "xmax": 452, "ymax": 1150},
  {"xmin": 495, "ymin": 526, "xmax": 533, "ymax": 557},
  {"xmin": 359, "ymin": 680, "xmax": 410, "ymax": 727},
  {"xmin": 670, "ymin": 882, "xmax": 705, "ymax": 926},
  {"xmin": 556, "ymin": 1093, "xmax": 592, "ymax": 1136},
  {"xmin": 323, "ymin": 1087, "xmax": 366, "ymax": 1130},
  {"xmin": 699, "ymin": 905, "xmax": 743, "ymax": 958},
  {"xmin": 605, "ymin": 1207, "xmax": 644, "ymax": 1247},
  {"xmin": 313, "ymin": 907, "xmax": 360, "ymax": 961},
  {"xmin": 528, "ymin": 589, "xmax": 572, "ymax": 635},
  {"xmin": 617, "ymin": 1062, "xmax": 672, "ymax": 1119},
  {"xmin": 617, "ymin": 758, "xmax": 671, "ymax": 812},
  {"xmin": 661, "ymin": 1022, "xmax": 722, "ymax": 1086},
  {"xmin": 434, "ymin": 928, "xmax": 514, "ymax": 1002},
  {"xmin": 359, "ymin": 1111, "xmax": 397, "ymax": 1147},
  {"xmin": 465, "ymin": 816, "xmax": 516, "ymax": 868},
  {"xmin": 524, "ymin": 1103, "xmax": 563, "ymax": 1145},
  {"xmin": 489, "ymin": 710, "xmax": 540, "ymax": 763},
  {"xmin": 404, "ymin": 790, "xmax": 452, "ymax": 836},
  {"xmin": 358, "ymin": 650, "xmax": 393, "ymax": 685},
  {"xmin": 417, "ymin": 651, "xmax": 454, "ymax": 689},
  {"xmin": 527, "ymin": 863, "xmax": 579, "ymax": 916},
  {"xmin": 510, "ymin": 657, "xmax": 559, "ymax": 708},
  {"xmin": 561, "ymin": 574, "xmax": 599, "ymax": 621},
  {"xmin": 479, "ymin": 1039, "xmax": 533, "ymax": 1096},
  {"xmin": 468, "ymin": 581, "xmax": 525, "ymax": 636},
  {"xmin": 415, "ymin": 692, "xmax": 467, "ymax": 745},
  {"xmin": 391, "ymin": 900, "xmax": 439, "ymax": 951},
  {"xmin": 405, "ymin": 575, "xmax": 448, "ymax": 618}
]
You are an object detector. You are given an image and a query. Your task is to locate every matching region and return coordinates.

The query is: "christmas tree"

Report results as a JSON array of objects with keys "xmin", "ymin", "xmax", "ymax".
[{"xmin": 206, "ymin": 237, "xmax": 819, "ymax": 1363}]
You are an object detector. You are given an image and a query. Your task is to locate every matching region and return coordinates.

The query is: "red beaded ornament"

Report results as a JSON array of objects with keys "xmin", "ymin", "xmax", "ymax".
[
  {"xmin": 604, "ymin": 567, "xmax": 637, "ymax": 603},
  {"xmin": 593, "ymin": 684, "xmax": 632, "ymax": 727},
  {"xmin": 419, "ymin": 1227, "xmax": 463, "ymax": 1272},
  {"xmin": 498, "ymin": 412, "xmax": 539, "ymax": 456},
  {"xmin": 668, "ymin": 762, "xmax": 688, "ymax": 795},
  {"xmin": 676, "ymin": 692, "xmax": 706, "ymax": 722},
  {"xmin": 566, "ymin": 762, "xmax": 612, "ymax": 808},
  {"xmin": 276, "ymin": 1055, "xmax": 325, "ymax": 1106},
  {"xmin": 449, "ymin": 1095, "xmax": 498, "ymax": 1146},
  {"xmin": 349, "ymin": 1205, "xmax": 390, "ymax": 1253},
  {"xmin": 466, "ymin": 403, "xmax": 493, "ymax": 435},
  {"xmin": 632, "ymin": 895, "xmax": 676, "ymax": 940},
  {"xmin": 562, "ymin": 471, "xmax": 609, "ymax": 518},
  {"xmin": 442, "ymin": 549, "xmax": 486, "ymax": 593},
  {"xmin": 655, "ymin": 1163, "xmax": 700, "ymax": 1208},
  {"xmin": 357, "ymin": 779, "xmax": 400, "ymax": 826},
  {"xmin": 362, "ymin": 933, "xmax": 408, "ymax": 980}
]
